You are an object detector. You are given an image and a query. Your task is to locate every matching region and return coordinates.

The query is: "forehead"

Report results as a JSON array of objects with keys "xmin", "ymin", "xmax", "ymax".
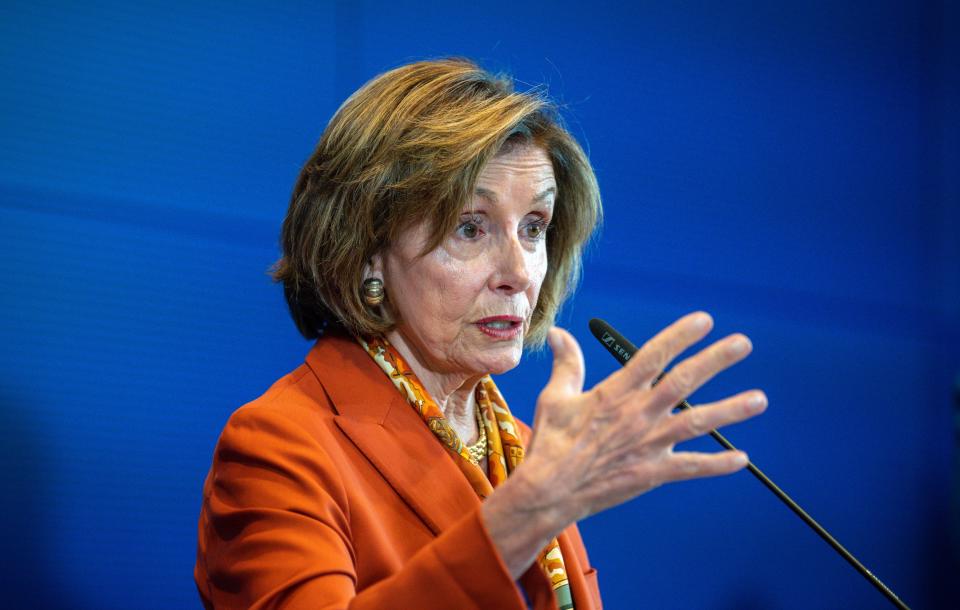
[{"xmin": 475, "ymin": 145, "xmax": 556, "ymax": 194}]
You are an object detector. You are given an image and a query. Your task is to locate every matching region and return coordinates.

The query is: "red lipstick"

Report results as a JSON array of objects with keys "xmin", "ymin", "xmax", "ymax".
[{"xmin": 474, "ymin": 315, "xmax": 523, "ymax": 340}]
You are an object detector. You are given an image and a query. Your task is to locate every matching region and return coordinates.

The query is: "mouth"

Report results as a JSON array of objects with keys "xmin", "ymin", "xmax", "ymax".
[{"xmin": 474, "ymin": 315, "xmax": 524, "ymax": 340}]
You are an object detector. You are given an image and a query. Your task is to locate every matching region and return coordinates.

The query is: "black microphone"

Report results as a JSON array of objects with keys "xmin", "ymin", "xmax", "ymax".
[{"xmin": 588, "ymin": 317, "xmax": 911, "ymax": 610}]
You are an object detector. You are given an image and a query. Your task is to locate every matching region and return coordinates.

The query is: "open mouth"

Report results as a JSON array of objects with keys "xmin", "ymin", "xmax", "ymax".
[{"xmin": 475, "ymin": 316, "xmax": 523, "ymax": 339}]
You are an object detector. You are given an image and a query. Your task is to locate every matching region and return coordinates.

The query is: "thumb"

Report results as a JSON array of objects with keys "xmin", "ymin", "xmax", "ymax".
[{"xmin": 544, "ymin": 326, "xmax": 586, "ymax": 398}]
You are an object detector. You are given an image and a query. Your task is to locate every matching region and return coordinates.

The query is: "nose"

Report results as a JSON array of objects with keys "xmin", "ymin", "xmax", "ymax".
[{"xmin": 491, "ymin": 234, "xmax": 532, "ymax": 295}]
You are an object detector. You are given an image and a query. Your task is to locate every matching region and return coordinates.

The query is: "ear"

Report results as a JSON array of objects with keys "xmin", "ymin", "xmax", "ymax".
[
  {"xmin": 363, "ymin": 251, "xmax": 385, "ymax": 282},
  {"xmin": 362, "ymin": 251, "xmax": 392, "ymax": 319}
]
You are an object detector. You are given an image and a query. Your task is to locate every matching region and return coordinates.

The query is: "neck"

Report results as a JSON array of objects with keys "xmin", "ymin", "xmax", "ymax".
[{"xmin": 384, "ymin": 329, "xmax": 483, "ymax": 443}]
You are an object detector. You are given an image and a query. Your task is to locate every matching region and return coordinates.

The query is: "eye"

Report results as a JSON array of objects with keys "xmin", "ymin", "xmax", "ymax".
[
  {"xmin": 522, "ymin": 218, "xmax": 550, "ymax": 241},
  {"xmin": 456, "ymin": 216, "xmax": 484, "ymax": 240}
]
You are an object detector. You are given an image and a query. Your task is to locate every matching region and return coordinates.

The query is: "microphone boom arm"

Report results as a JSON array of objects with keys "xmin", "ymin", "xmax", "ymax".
[{"xmin": 588, "ymin": 318, "xmax": 910, "ymax": 610}]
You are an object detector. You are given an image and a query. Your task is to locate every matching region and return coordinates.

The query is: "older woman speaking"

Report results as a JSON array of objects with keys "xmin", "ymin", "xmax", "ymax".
[{"xmin": 195, "ymin": 58, "xmax": 766, "ymax": 609}]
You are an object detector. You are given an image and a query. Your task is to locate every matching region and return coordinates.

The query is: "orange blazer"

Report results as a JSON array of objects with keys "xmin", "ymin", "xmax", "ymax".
[{"xmin": 195, "ymin": 332, "xmax": 602, "ymax": 610}]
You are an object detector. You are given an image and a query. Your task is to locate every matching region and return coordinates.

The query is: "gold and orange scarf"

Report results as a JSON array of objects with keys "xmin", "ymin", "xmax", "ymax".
[{"xmin": 359, "ymin": 335, "xmax": 574, "ymax": 610}]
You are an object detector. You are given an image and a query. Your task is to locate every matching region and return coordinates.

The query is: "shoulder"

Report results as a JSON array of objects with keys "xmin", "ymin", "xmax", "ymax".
[
  {"xmin": 223, "ymin": 332, "xmax": 379, "ymax": 438},
  {"xmin": 212, "ymin": 337, "xmax": 356, "ymax": 472},
  {"xmin": 223, "ymin": 361, "xmax": 332, "ymax": 442},
  {"xmin": 214, "ymin": 333, "xmax": 400, "ymax": 474},
  {"xmin": 213, "ymin": 362, "xmax": 336, "ymax": 477},
  {"xmin": 206, "ymin": 342, "xmax": 368, "ymax": 511}
]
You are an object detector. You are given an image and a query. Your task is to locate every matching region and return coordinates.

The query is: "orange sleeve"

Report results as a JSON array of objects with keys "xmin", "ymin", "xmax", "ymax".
[{"xmin": 196, "ymin": 406, "xmax": 528, "ymax": 610}]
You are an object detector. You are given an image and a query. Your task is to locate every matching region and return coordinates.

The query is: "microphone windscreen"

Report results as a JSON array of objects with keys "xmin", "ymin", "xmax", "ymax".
[{"xmin": 589, "ymin": 318, "xmax": 638, "ymax": 365}]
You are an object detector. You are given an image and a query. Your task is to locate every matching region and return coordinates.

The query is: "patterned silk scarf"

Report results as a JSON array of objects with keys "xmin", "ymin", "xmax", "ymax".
[{"xmin": 359, "ymin": 335, "xmax": 575, "ymax": 610}]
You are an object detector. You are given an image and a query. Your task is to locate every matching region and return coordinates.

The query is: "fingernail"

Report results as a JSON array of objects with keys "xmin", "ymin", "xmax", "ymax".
[
  {"xmin": 547, "ymin": 327, "xmax": 560, "ymax": 350},
  {"xmin": 747, "ymin": 392, "xmax": 767, "ymax": 412},
  {"xmin": 692, "ymin": 312, "xmax": 712, "ymax": 330},
  {"xmin": 734, "ymin": 452, "xmax": 748, "ymax": 467},
  {"xmin": 728, "ymin": 336, "xmax": 751, "ymax": 356}
]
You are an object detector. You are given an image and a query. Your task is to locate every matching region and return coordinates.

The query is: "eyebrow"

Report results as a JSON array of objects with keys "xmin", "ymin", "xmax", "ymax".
[{"xmin": 474, "ymin": 186, "xmax": 557, "ymax": 204}]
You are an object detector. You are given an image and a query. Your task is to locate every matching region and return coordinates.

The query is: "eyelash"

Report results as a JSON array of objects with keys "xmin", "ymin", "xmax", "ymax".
[
  {"xmin": 456, "ymin": 216, "xmax": 550, "ymax": 241},
  {"xmin": 456, "ymin": 215, "xmax": 483, "ymax": 239},
  {"xmin": 524, "ymin": 218, "xmax": 550, "ymax": 240}
]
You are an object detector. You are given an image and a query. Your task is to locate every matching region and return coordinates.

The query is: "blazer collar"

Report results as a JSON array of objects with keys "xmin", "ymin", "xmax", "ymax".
[{"xmin": 305, "ymin": 332, "xmax": 480, "ymax": 536}]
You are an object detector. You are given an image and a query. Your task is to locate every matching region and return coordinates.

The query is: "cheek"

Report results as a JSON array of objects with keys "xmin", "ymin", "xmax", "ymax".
[
  {"xmin": 528, "ymin": 250, "xmax": 549, "ymax": 298},
  {"xmin": 427, "ymin": 249, "xmax": 487, "ymax": 308},
  {"xmin": 385, "ymin": 257, "xmax": 426, "ymax": 322},
  {"xmin": 432, "ymin": 261, "xmax": 486, "ymax": 320},
  {"xmin": 402, "ymin": 254, "xmax": 483, "ymax": 325}
]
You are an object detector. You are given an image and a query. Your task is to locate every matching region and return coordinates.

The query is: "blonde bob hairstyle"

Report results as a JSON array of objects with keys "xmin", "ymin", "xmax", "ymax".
[{"xmin": 273, "ymin": 58, "xmax": 601, "ymax": 347}]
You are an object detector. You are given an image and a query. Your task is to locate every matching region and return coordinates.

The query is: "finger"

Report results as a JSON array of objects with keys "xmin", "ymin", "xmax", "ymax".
[
  {"xmin": 647, "ymin": 390, "xmax": 767, "ymax": 447},
  {"xmin": 601, "ymin": 311, "xmax": 713, "ymax": 398},
  {"xmin": 543, "ymin": 327, "xmax": 586, "ymax": 398},
  {"xmin": 664, "ymin": 450, "xmax": 749, "ymax": 482},
  {"xmin": 649, "ymin": 333, "xmax": 752, "ymax": 412}
]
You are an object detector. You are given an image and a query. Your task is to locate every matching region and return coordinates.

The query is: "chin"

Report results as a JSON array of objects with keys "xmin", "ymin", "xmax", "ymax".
[{"xmin": 477, "ymin": 344, "xmax": 524, "ymax": 375}]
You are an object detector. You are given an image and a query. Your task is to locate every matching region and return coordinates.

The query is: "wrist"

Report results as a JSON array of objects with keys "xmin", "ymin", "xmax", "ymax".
[
  {"xmin": 508, "ymin": 459, "xmax": 573, "ymax": 535},
  {"xmin": 481, "ymin": 462, "xmax": 572, "ymax": 579}
]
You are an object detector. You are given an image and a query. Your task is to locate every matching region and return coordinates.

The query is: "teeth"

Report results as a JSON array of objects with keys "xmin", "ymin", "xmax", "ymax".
[{"xmin": 484, "ymin": 321, "xmax": 512, "ymax": 329}]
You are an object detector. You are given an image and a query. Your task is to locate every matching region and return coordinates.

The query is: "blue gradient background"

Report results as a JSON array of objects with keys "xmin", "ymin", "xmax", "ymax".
[{"xmin": 1, "ymin": 1, "xmax": 957, "ymax": 608}]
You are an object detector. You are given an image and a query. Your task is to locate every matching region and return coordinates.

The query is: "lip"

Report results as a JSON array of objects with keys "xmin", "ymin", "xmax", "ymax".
[{"xmin": 474, "ymin": 315, "xmax": 524, "ymax": 340}]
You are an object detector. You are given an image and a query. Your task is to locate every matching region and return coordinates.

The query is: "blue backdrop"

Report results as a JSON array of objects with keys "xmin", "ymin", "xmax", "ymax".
[{"xmin": 1, "ymin": 1, "xmax": 957, "ymax": 608}]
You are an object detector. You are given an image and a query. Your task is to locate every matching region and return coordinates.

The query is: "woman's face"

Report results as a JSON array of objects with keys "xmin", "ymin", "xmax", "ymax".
[{"xmin": 375, "ymin": 144, "xmax": 555, "ymax": 378}]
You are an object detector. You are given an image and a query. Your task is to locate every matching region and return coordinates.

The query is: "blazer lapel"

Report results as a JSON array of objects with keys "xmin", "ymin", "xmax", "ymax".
[{"xmin": 305, "ymin": 333, "xmax": 480, "ymax": 536}]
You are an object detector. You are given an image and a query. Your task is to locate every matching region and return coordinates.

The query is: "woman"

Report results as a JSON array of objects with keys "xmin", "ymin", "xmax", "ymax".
[{"xmin": 195, "ymin": 58, "xmax": 766, "ymax": 609}]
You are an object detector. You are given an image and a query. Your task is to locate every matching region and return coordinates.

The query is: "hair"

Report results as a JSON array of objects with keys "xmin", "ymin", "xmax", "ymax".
[{"xmin": 272, "ymin": 58, "xmax": 601, "ymax": 348}]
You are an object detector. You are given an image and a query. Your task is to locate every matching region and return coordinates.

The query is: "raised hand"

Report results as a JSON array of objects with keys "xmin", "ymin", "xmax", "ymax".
[
  {"xmin": 527, "ymin": 310, "xmax": 765, "ymax": 522},
  {"xmin": 483, "ymin": 312, "xmax": 767, "ymax": 577}
]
